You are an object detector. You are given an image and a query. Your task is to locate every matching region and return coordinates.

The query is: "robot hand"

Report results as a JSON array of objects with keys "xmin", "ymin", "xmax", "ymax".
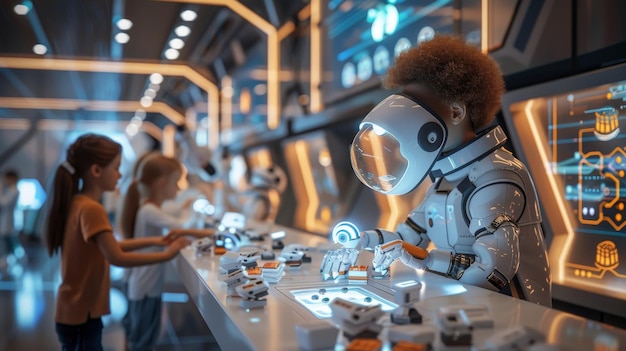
[
  {"xmin": 372, "ymin": 240, "xmax": 428, "ymax": 275},
  {"xmin": 372, "ymin": 240, "xmax": 405, "ymax": 275},
  {"xmin": 319, "ymin": 247, "xmax": 359, "ymax": 281}
]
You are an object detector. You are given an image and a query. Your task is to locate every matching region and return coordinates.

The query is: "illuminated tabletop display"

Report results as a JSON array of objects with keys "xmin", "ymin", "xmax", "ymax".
[{"xmin": 175, "ymin": 223, "xmax": 626, "ymax": 351}]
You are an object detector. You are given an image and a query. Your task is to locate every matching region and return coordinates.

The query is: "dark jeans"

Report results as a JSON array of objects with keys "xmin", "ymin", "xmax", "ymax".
[
  {"xmin": 125, "ymin": 297, "xmax": 162, "ymax": 351},
  {"xmin": 55, "ymin": 318, "xmax": 103, "ymax": 351}
]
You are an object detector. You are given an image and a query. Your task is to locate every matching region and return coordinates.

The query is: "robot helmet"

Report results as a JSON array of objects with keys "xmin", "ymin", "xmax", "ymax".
[
  {"xmin": 350, "ymin": 94, "xmax": 447, "ymax": 195},
  {"xmin": 249, "ymin": 165, "xmax": 287, "ymax": 193}
]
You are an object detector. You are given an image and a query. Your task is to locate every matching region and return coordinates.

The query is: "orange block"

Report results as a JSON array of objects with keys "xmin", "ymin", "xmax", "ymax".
[{"xmin": 346, "ymin": 338, "xmax": 382, "ymax": 351}]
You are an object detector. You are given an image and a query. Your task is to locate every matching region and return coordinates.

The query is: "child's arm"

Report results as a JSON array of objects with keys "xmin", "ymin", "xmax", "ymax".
[
  {"xmin": 167, "ymin": 228, "xmax": 215, "ymax": 239},
  {"xmin": 118, "ymin": 236, "xmax": 173, "ymax": 252},
  {"xmin": 95, "ymin": 230, "xmax": 189, "ymax": 267}
]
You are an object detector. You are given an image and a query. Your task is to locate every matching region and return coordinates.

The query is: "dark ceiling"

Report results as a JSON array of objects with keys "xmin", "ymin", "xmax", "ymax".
[{"xmin": 0, "ymin": 0, "xmax": 308, "ymax": 128}]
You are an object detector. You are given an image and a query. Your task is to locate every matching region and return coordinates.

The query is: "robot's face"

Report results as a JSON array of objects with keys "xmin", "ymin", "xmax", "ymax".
[{"xmin": 350, "ymin": 94, "xmax": 447, "ymax": 195}]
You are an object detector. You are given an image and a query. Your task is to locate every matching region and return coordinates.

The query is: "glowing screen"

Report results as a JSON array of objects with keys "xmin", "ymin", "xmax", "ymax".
[
  {"xmin": 322, "ymin": 0, "xmax": 455, "ymax": 104},
  {"xmin": 503, "ymin": 67, "xmax": 626, "ymax": 300}
]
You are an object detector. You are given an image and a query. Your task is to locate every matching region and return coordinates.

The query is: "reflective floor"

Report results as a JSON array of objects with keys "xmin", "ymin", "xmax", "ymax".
[{"xmin": 0, "ymin": 235, "xmax": 221, "ymax": 351}]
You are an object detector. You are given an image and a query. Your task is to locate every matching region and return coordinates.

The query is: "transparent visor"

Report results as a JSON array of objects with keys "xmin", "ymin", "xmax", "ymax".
[{"xmin": 350, "ymin": 123, "xmax": 407, "ymax": 193}]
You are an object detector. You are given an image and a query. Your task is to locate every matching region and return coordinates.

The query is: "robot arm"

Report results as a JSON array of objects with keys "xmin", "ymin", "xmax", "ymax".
[
  {"xmin": 425, "ymin": 181, "xmax": 524, "ymax": 291},
  {"xmin": 457, "ymin": 216, "xmax": 519, "ymax": 290},
  {"xmin": 372, "ymin": 239, "xmax": 428, "ymax": 274},
  {"xmin": 321, "ymin": 210, "xmax": 430, "ymax": 281},
  {"xmin": 360, "ymin": 210, "xmax": 431, "ymax": 251}
]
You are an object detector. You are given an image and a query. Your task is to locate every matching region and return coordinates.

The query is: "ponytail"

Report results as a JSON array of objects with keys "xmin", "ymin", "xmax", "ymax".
[
  {"xmin": 119, "ymin": 180, "xmax": 141, "ymax": 239},
  {"xmin": 45, "ymin": 134, "xmax": 121, "ymax": 256}
]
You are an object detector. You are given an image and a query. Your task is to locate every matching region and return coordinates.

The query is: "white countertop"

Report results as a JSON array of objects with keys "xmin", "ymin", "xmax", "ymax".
[{"xmin": 174, "ymin": 225, "xmax": 626, "ymax": 351}]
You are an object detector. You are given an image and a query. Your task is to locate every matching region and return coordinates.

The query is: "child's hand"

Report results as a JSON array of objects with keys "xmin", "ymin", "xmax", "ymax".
[
  {"xmin": 161, "ymin": 229, "xmax": 185, "ymax": 244},
  {"xmin": 167, "ymin": 237, "xmax": 191, "ymax": 253}
]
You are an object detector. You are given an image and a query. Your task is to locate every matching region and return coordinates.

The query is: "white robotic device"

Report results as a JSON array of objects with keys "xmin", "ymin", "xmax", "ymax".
[
  {"xmin": 219, "ymin": 251, "xmax": 243, "ymax": 274},
  {"xmin": 236, "ymin": 278, "xmax": 269, "ymax": 309},
  {"xmin": 191, "ymin": 237, "xmax": 213, "ymax": 255},
  {"xmin": 390, "ymin": 280, "xmax": 423, "ymax": 325},
  {"xmin": 329, "ymin": 297, "xmax": 384, "ymax": 341},
  {"xmin": 221, "ymin": 268, "xmax": 246, "ymax": 296}
]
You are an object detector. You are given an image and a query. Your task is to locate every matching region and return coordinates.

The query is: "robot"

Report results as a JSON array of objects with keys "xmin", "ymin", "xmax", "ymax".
[
  {"xmin": 322, "ymin": 92, "xmax": 552, "ymax": 307},
  {"xmin": 239, "ymin": 165, "xmax": 287, "ymax": 222}
]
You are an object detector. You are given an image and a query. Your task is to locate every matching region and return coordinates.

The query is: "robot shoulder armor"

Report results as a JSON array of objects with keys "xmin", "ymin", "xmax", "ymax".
[{"xmin": 468, "ymin": 148, "xmax": 523, "ymax": 177}]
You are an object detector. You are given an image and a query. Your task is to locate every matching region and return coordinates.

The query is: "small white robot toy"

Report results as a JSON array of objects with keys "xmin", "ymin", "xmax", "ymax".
[
  {"xmin": 221, "ymin": 268, "xmax": 246, "ymax": 296},
  {"xmin": 390, "ymin": 280, "xmax": 423, "ymax": 325},
  {"xmin": 236, "ymin": 278, "xmax": 270, "ymax": 309},
  {"xmin": 191, "ymin": 237, "xmax": 213, "ymax": 255},
  {"xmin": 329, "ymin": 297, "xmax": 384, "ymax": 341},
  {"xmin": 322, "ymin": 93, "xmax": 551, "ymax": 306}
]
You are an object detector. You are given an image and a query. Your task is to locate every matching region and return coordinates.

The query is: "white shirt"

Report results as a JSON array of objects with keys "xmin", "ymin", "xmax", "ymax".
[
  {"xmin": 0, "ymin": 184, "xmax": 19, "ymax": 235},
  {"xmin": 126, "ymin": 202, "xmax": 195, "ymax": 300}
]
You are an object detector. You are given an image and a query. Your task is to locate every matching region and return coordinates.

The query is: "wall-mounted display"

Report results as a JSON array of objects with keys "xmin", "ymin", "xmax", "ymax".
[
  {"xmin": 322, "ymin": 0, "xmax": 456, "ymax": 105},
  {"xmin": 501, "ymin": 63, "xmax": 626, "ymax": 310}
]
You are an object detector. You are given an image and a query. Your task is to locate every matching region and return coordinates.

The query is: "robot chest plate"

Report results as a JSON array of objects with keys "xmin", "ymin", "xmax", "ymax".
[{"xmin": 423, "ymin": 189, "xmax": 474, "ymax": 252}]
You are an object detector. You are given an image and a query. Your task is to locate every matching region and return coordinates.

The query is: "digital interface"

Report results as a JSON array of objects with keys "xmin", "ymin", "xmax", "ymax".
[
  {"xmin": 322, "ymin": 0, "xmax": 455, "ymax": 104},
  {"xmin": 289, "ymin": 286, "xmax": 397, "ymax": 319},
  {"xmin": 504, "ymin": 68, "xmax": 626, "ymax": 300}
]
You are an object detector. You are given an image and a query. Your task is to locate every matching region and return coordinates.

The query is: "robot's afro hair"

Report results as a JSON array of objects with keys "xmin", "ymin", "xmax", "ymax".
[{"xmin": 384, "ymin": 35, "xmax": 505, "ymax": 131}]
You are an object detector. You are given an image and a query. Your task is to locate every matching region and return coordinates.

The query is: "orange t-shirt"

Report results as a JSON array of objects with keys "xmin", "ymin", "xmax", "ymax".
[{"xmin": 55, "ymin": 194, "xmax": 112, "ymax": 325}]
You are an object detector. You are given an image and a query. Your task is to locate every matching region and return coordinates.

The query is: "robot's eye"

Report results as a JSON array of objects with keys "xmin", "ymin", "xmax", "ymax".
[{"xmin": 418, "ymin": 122, "xmax": 444, "ymax": 152}]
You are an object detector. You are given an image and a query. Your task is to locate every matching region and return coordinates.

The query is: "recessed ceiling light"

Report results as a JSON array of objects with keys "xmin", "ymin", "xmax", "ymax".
[
  {"xmin": 140, "ymin": 96, "xmax": 153, "ymax": 107},
  {"xmin": 180, "ymin": 10, "xmax": 197, "ymax": 22},
  {"xmin": 125, "ymin": 123, "xmax": 139, "ymax": 136},
  {"xmin": 116, "ymin": 18, "xmax": 133, "ymax": 31},
  {"xmin": 169, "ymin": 38, "xmax": 185, "ymax": 50},
  {"xmin": 144, "ymin": 88, "xmax": 157, "ymax": 99},
  {"xmin": 149, "ymin": 73, "xmax": 163, "ymax": 85},
  {"xmin": 115, "ymin": 32, "xmax": 130, "ymax": 44},
  {"xmin": 32, "ymin": 43, "xmax": 47, "ymax": 55},
  {"xmin": 164, "ymin": 48, "xmax": 179, "ymax": 60},
  {"xmin": 134, "ymin": 109, "xmax": 147, "ymax": 119},
  {"xmin": 148, "ymin": 83, "xmax": 160, "ymax": 92},
  {"xmin": 14, "ymin": 2, "xmax": 31, "ymax": 15},
  {"xmin": 174, "ymin": 25, "xmax": 191, "ymax": 37}
]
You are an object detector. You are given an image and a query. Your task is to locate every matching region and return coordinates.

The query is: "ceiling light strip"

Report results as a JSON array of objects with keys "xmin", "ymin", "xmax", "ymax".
[
  {"xmin": 0, "ymin": 57, "xmax": 217, "ymax": 137},
  {"xmin": 0, "ymin": 97, "xmax": 184, "ymax": 124},
  {"xmin": 156, "ymin": 0, "xmax": 281, "ymax": 130},
  {"xmin": 310, "ymin": 0, "xmax": 322, "ymax": 113}
]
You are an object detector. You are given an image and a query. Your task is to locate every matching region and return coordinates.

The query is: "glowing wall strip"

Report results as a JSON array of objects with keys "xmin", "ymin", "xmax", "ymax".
[
  {"xmin": 138, "ymin": 121, "xmax": 163, "ymax": 141},
  {"xmin": 158, "ymin": 0, "xmax": 283, "ymax": 130},
  {"xmin": 220, "ymin": 75, "xmax": 233, "ymax": 144},
  {"xmin": 162, "ymin": 124, "xmax": 177, "ymax": 157},
  {"xmin": 523, "ymin": 100, "xmax": 576, "ymax": 283},
  {"xmin": 0, "ymin": 97, "xmax": 185, "ymax": 125},
  {"xmin": 310, "ymin": 0, "xmax": 322, "ymax": 112},
  {"xmin": 0, "ymin": 56, "xmax": 219, "ymax": 148},
  {"xmin": 248, "ymin": 148, "xmax": 272, "ymax": 168},
  {"xmin": 481, "ymin": 0, "xmax": 489, "ymax": 53}
]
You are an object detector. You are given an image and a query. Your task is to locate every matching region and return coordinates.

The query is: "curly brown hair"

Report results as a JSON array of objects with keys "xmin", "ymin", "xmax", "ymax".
[{"xmin": 384, "ymin": 35, "xmax": 505, "ymax": 131}]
